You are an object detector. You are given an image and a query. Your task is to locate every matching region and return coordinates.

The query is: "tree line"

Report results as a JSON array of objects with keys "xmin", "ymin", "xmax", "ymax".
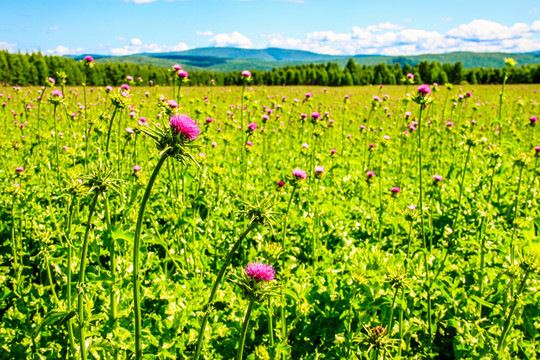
[{"xmin": 1, "ymin": 50, "xmax": 539, "ymax": 87}]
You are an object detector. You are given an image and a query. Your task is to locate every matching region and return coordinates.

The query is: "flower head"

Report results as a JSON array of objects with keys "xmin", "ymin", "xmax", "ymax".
[
  {"xmin": 84, "ymin": 55, "xmax": 94, "ymax": 63},
  {"xmin": 433, "ymin": 174, "xmax": 443, "ymax": 182},
  {"xmin": 241, "ymin": 70, "xmax": 252, "ymax": 78},
  {"xmin": 417, "ymin": 84, "xmax": 431, "ymax": 96},
  {"xmin": 247, "ymin": 122, "xmax": 257, "ymax": 132},
  {"xmin": 292, "ymin": 168, "xmax": 308, "ymax": 179},
  {"xmin": 173, "ymin": 64, "xmax": 182, "ymax": 71},
  {"xmin": 178, "ymin": 70, "xmax": 189, "ymax": 79},
  {"xmin": 169, "ymin": 115, "xmax": 200, "ymax": 140},
  {"xmin": 245, "ymin": 262, "xmax": 276, "ymax": 283},
  {"xmin": 315, "ymin": 166, "xmax": 325, "ymax": 174}
]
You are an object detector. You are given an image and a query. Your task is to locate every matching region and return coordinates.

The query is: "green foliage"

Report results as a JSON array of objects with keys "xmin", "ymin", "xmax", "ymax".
[{"xmin": 0, "ymin": 83, "xmax": 539, "ymax": 360}]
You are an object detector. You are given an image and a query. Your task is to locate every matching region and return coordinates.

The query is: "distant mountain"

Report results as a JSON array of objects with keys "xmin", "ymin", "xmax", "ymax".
[{"xmin": 69, "ymin": 47, "xmax": 540, "ymax": 72}]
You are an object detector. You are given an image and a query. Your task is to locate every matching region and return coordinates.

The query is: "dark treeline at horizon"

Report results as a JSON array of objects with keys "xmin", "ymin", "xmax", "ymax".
[{"xmin": 1, "ymin": 50, "xmax": 540, "ymax": 87}]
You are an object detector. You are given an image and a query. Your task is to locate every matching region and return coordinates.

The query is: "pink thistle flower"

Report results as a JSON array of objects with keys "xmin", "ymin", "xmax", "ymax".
[
  {"xmin": 178, "ymin": 70, "xmax": 188, "ymax": 79},
  {"xmin": 314, "ymin": 166, "xmax": 325, "ymax": 174},
  {"xmin": 15, "ymin": 166, "xmax": 24, "ymax": 173},
  {"xmin": 372, "ymin": 96, "xmax": 382, "ymax": 102},
  {"xmin": 126, "ymin": 75, "xmax": 134, "ymax": 81},
  {"xmin": 121, "ymin": 84, "xmax": 130, "ymax": 91},
  {"xmin": 212, "ymin": 142, "xmax": 217, "ymax": 147},
  {"xmin": 106, "ymin": 85, "xmax": 113, "ymax": 92},
  {"xmin": 433, "ymin": 174, "xmax": 443, "ymax": 182},
  {"xmin": 465, "ymin": 91, "xmax": 472, "ymax": 98},
  {"xmin": 417, "ymin": 84, "xmax": 431, "ymax": 95},
  {"xmin": 246, "ymin": 141, "xmax": 253, "ymax": 147},
  {"xmin": 51, "ymin": 90, "xmax": 63, "ymax": 97},
  {"xmin": 292, "ymin": 168, "xmax": 308, "ymax": 179},
  {"xmin": 391, "ymin": 187, "xmax": 401, "ymax": 193},
  {"xmin": 530, "ymin": 116, "xmax": 538, "ymax": 124},
  {"xmin": 62, "ymin": 146, "xmax": 69, "ymax": 151},
  {"xmin": 48, "ymin": 77, "xmax": 55, "ymax": 85},
  {"xmin": 405, "ymin": 111, "xmax": 412, "ymax": 117},
  {"xmin": 366, "ymin": 171, "xmax": 375, "ymax": 179},
  {"xmin": 206, "ymin": 117, "xmax": 213, "ymax": 123},
  {"xmin": 168, "ymin": 100, "xmax": 179, "ymax": 108},
  {"xmin": 407, "ymin": 73, "xmax": 414, "ymax": 79},
  {"xmin": 84, "ymin": 55, "xmax": 94, "ymax": 63},
  {"xmin": 305, "ymin": 93, "xmax": 312, "ymax": 99},
  {"xmin": 277, "ymin": 180, "xmax": 285, "ymax": 187},
  {"xmin": 330, "ymin": 149, "xmax": 337, "ymax": 154},
  {"xmin": 133, "ymin": 165, "xmax": 141, "ymax": 172},
  {"xmin": 311, "ymin": 112, "xmax": 321, "ymax": 119},
  {"xmin": 302, "ymin": 143, "xmax": 309, "ymax": 149},
  {"xmin": 173, "ymin": 64, "xmax": 182, "ymax": 70},
  {"xmin": 247, "ymin": 122, "xmax": 257, "ymax": 132},
  {"xmin": 241, "ymin": 70, "xmax": 252, "ymax": 78},
  {"xmin": 446, "ymin": 122, "xmax": 454, "ymax": 127},
  {"xmin": 126, "ymin": 127, "xmax": 134, "ymax": 134},
  {"xmin": 245, "ymin": 262, "xmax": 276, "ymax": 282},
  {"xmin": 169, "ymin": 114, "xmax": 200, "ymax": 140},
  {"xmin": 408, "ymin": 204, "xmax": 417, "ymax": 210}
]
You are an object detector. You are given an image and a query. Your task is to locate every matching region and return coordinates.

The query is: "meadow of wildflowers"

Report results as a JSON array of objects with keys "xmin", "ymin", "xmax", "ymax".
[{"xmin": 0, "ymin": 68, "xmax": 539, "ymax": 360}]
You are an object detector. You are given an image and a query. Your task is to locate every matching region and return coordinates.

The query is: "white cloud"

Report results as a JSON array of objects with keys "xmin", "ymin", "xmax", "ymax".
[
  {"xmin": 110, "ymin": 40, "xmax": 189, "ymax": 55},
  {"xmin": 209, "ymin": 31, "xmax": 253, "ymax": 48},
  {"xmin": 46, "ymin": 45, "xmax": 84, "ymax": 56},
  {"xmin": 49, "ymin": 26, "xmax": 60, "ymax": 31},
  {"xmin": 196, "ymin": 30, "xmax": 213, "ymax": 36},
  {"xmin": 447, "ymin": 20, "xmax": 531, "ymax": 41},
  {"xmin": 366, "ymin": 22, "xmax": 404, "ymax": 32},
  {"xmin": 261, "ymin": 20, "xmax": 540, "ymax": 55},
  {"xmin": 0, "ymin": 41, "xmax": 17, "ymax": 52}
]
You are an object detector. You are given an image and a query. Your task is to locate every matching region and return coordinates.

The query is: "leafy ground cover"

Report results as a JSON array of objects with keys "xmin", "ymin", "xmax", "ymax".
[{"xmin": 0, "ymin": 73, "xmax": 539, "ymax": 359}]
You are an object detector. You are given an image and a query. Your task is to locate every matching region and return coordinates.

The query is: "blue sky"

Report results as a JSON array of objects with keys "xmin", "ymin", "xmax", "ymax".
[{"xmin": 1, "ymin": 0, "xmax": 539, "ymax": 56}]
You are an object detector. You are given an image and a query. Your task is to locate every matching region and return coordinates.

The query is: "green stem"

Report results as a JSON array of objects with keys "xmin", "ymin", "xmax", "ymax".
[
  {"xmin": 193, "ymin": 220, "xmax": 259, "ymax": 360},
  {"xmin": 267, "ymin": 297, "xmax": 274, "ymax": 347},
  {"xmin": 66, "ymin": 196, "xmax": 77, "ymax": 357},
  {"xmin": 46, "ymin": 257, "xmax": 61, "ymax": 308},
  {"xmin": 53, "ymin": 104, "xmax": 61, "ymax": 187},
  {"xmin": 417, "ymin": 105, "xmax": 427, "ymax": 250},
  {"xmin": 105, "ymin": 194, "xmax": 119, "ymax": 360},
  {"xmin": 133, "ymin": 152, "xmax": 169, "ymax": 360},
  {"xmin": 237, "ymin": 301, "xmax": 255, "ymax": 360},
  {"xmin": 279, "ymin": 184, "xmax": 297, "ymax": 359},
  {"xmin": 509, "ymin": 163, "xmax": 525, "ymax": 264},
  {"xmin": 77, "ymin": 192, "xmax": 100, "ymax": 360},
  {"xmin": 497, "ymin": 270, "xmax": 530, "ymax": 356},
  {"xmin": 105, "ymin": 106, "xmax": 118, "ymax": 158}
]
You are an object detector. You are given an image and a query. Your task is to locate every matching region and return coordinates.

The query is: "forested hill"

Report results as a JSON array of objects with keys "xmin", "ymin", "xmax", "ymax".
[
  {"xmin": 68, "ymin": 47, "xmax": 540, "ymax": 72},
  {"xmin": 1, "ymin": 50, "xmax": 539, "ymax": 87}
]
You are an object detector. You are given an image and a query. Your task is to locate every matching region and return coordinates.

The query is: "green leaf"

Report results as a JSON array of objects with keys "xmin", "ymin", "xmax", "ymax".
[{"xmin": 470, "ymin": 295, "xmax": 494, "ymax": 309}]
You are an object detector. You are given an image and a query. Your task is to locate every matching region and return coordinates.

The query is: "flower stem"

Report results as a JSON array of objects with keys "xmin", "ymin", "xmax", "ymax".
[
  {"xmin": 133, "ymin": 152, "xmax": 169, "ymax": 360},
  {"xmin": 77, "ymin": 192, "xmax": 100, "ymax": 360},
  {"xmin": 417, "ymin": 105, "xmax": 427, "ymax": 250},
  {"xmin": 105, "ymin": 106, "xmax": 118, "ymax": 158},
  {"xmin": 237, "ymin": 300, "xmax": 255, "ymax": 360},
  {"xmin": 497, "ymin": 269, "xmax": 530, "ymax": 356},
  {"xmin": 193, "ymin": 220, "xmax": 259, "ymax": 360}
]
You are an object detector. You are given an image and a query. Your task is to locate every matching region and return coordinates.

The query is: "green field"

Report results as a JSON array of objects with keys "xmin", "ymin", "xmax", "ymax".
[{"xmin": 0, "ymin": 81, "xmax": 539, "ymax": 360}]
